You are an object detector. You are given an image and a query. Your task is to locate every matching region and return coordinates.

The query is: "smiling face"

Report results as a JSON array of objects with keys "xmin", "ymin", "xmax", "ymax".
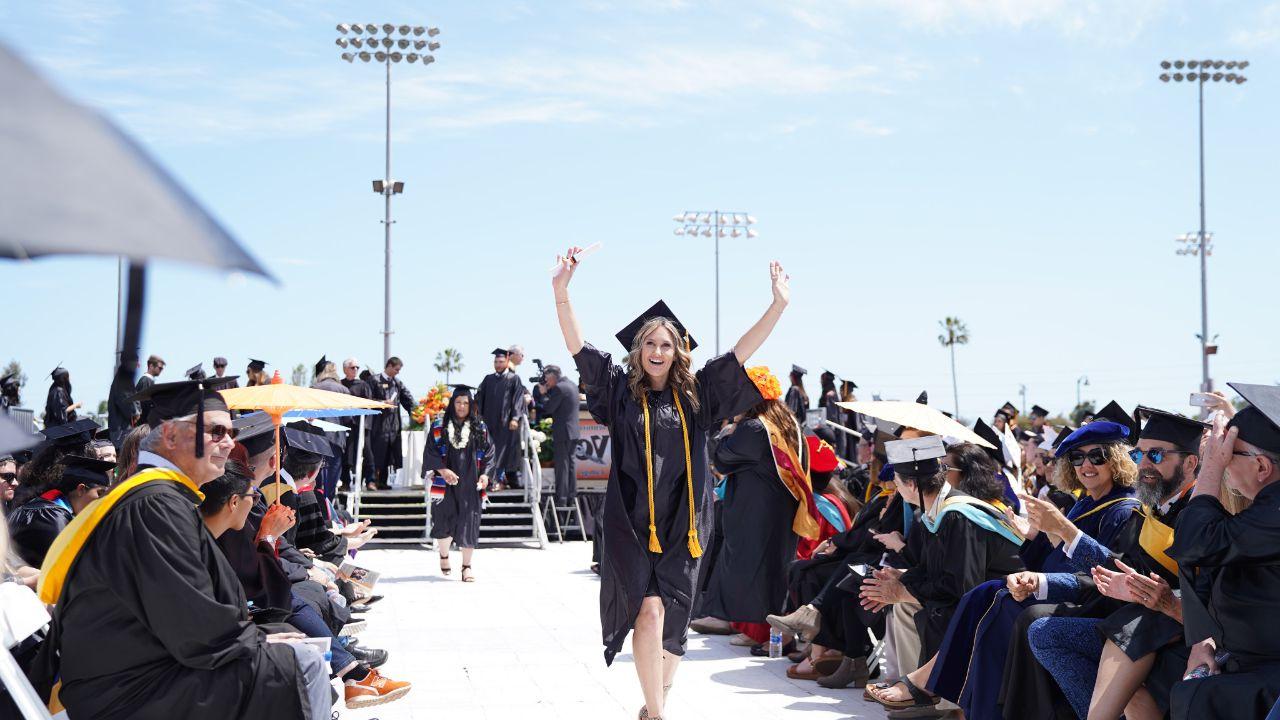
[
  {"xmin": 638, "ymin": 325, "xmax": 677, "ymax": 383},
  {"xmin": 1073, "ymin": 442, "xmax": 1115, "ymax": 495}
]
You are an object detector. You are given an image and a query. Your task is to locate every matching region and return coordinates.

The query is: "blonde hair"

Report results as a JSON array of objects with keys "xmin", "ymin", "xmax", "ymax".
[
  {"xmin": 625, "ymin": 317, "xmax": 700, "ymax": 413},
  {"xmin": 1051, "ymin": 442, "xmax": 1138, "ymax": 494}
]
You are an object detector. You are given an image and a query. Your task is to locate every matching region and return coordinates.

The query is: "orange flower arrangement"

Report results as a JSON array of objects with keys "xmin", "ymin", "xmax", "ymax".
[
  {"xmin": 411, "ymin": 382, "xmax": 451, "ymax": 427},
  {"xmin": 746, "ymin": 366, "xmax": 782, "ymax": 401}
]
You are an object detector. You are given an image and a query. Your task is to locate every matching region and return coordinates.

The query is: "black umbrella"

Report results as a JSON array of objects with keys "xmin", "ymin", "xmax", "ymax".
[
  {"xmin": 0, "ymin": 414, "xmax": 40, "ymax": 456},
  {"xmin": 0, "ymin": 43, "xmax": 274, "ymax": 383}
]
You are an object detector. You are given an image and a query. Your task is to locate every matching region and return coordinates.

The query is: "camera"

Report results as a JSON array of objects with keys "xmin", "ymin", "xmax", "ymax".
[{"xmin": 528, "ymin": 358, "xmax": 546, "ymax": 384}]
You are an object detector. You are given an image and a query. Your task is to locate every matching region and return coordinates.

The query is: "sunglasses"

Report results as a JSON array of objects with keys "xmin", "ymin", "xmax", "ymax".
[
  {"xmin": 1066, "ymin": 448, "xmax": 1109, "ymax": 467},
  {"xmin": 176, "ymin": 420, "xmax": 239, "ymax": 442},
  {"xmin": 1, "ymin": 472, "xmax": 16, "ymax": 483},
  {"xmin": 1129, "ymin": 448, "xmax": 1190, "ymax": 465}
]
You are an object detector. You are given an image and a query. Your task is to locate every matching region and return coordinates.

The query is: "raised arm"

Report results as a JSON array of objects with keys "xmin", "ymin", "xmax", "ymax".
[
  {"xmin": 732, "ymin": 260, "xmax": 789, "ymax": 364},
  {"xmin": 552, "ymin": 246, "xmax": 586, "ymax": 355}
]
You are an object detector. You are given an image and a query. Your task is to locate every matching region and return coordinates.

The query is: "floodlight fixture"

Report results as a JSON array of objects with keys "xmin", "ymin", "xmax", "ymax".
[
  {"xmin": 390, "ymin": 52, "xmax": 403, "ymax": 62},
  {"xmin": 382, "ymin": 23, "xmax": 394, "ymax": 34},
  {"xmin": 358, "ymin": 51, "xmax": 371, "ymax": 62},
  {"xmin": 398, "ymin": 24, "xmax": 410, "ymax": 35},
  {"xmin": 428, "ymin": 27, "xmax": 440, "ymax": 36},
  {"xmin": 341, "ymin": 52, "xmax": 354, "ymax": 63},
  {"xmin": 406, "ymin": 53, "xmax": 419, "ymax": 63},
  {"xmin": 337, "ymin": 23, "xmax": 350, "ymax": 34},
  {"xmin": 336, "ymin": 38, "xmax": 349, "ymax": 48},
  {"xmin": 375, "ymin": 51, "xmax": 387, "ymax": 62}
]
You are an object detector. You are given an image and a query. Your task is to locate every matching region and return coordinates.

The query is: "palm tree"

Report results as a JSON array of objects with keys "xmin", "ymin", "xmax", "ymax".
[
  {"xmin": 434, "ymin": 348, "xmax": 464, "ymax": 385},
  {"xmin": 290, "ymin": 363, "xmax": 308, "ymax": 387},
  {"xmin": 938, "ymin": 316, "xmax": 970, "ymax": 417}
]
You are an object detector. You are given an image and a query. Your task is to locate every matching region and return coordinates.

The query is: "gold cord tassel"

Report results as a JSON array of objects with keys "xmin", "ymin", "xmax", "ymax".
[
  {"xmin": 641, "ymin": 393, "xmax": 663, "ymax": 553},
  {"xmin": 671, "ymin": 393, "xmax": 702, "ymax": 558}
]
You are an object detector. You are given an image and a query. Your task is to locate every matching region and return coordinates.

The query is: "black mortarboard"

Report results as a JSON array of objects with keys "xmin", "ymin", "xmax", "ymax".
[
  {"xmin": 185, "ymin": 363, "xmax": 206, "ymax": 381},
  {"xmin": 247, "ymin": 359, "xmax": 267, "ymax": 373},
  {"xmin": 59, "ymin": 454, "xmax": 115, "ymax": 488},
  {"xmin": 1227, "ymin": 383, "xmax": 1280, "ymax": 454},
  {"xmin": 841, "ymin": 379, "xmax": 858, "ymax": 391},
  {"xmin": 999, "ymin": 401, "xmax": 1019, "ymax": 419},
  {"xmin": 915, "ymin": 390, "xmax": 928, "ymax": 405},
  {"xmin": 1093, "ymin": 400, "xmax": 1137, "ymax": 439},
  {"xmin": 614, "ymin": 300, "xmax": 698, "ymax": 352},
  {"xmin": 233, "ymin": 411, "xmax": 277, "ymax": 456},
  {"xmin": 792, "ymin": 365, "xmax": 808, "ymax": 376},
  {"xmin": 972, "ymin": 419, "xmax": 1006, "ymax": 466},
  {"xmin": 314, "ymin": 355, "xmax": 329, "ymax": 377},
  {"xmin": 282, "ymin": 421, "xmax": 334, "ymax": 458},
  {"xmin": 449, "ymin": 383, "xmax": 477, "ymax": 393},
  {"xmin": 131, "ymin": 378, "xmax": 237, "ymax": 458},
  {"xmin": 491, "ymin": 348, "xmax": 509, "ymax": 357},
  {"xmin": 1031, "ymin": 404, "xmax": 1050, "ymax": 418},
  {"xmin": 42, "ymin": 418, "xmax": 101, "ymax": 448},
  {"xmin": 1134, "ymin": 406, "xmax": 1208, "ymax": 452},
  {"xmin": 1051, "ymin": 426, "xmax": 1076, "ymax": 450}
]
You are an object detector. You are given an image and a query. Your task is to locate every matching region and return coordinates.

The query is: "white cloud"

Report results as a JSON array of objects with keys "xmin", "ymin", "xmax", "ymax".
[
  {"xmin": 849, "ymin": 118, "xmax": 894, "ymax": 136},
  {"xmin": 1231, "ymin": 2, "xmax": 1280, "ymax": 47}
]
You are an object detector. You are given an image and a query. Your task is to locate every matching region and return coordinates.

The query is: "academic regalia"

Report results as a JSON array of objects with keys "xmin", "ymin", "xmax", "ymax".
[
  {"xmin": 424, "ymin": 394, "xmax": 496, "ymax": 548},
  {"xmin": 928, "ymin": 483, "xmax": 1141, "ymax": 720},
  {"xmin": 6, "ymin": 494, "xmax": 72, "ymax": 566},
  {"xmin": 341, "ymin": 375, "xmax": 376, "ymax": 483},
  {"xmin": 44, "ymin": 369, "xmax": 76, "ymax": 428},
  {"xmin": 575, "ymin": 330, "xmax": 762, "ymax": 665},
  {"xmin": 369, "ymin": 371, "xmax": 416, "ymax": 481},
  {"xmin": 538, "ymin": 378, "xmax": 582, "ymax": 502},
  {"xmin": 51, "ymin": 480, "xmax": 308, "ymax": 720},
  {"xmin": 785, "ymin": 385, "xmax": 808, "ymax": 425},
  {"xmin": 295, "ymin": 488, "xmax": 347, "ymax": 564},
  {"xmin": 476, "ymin": 358, "xmax": 528, "ymax": 479},
  {"xmin": 215, "ymin": 507, "xmax": 295, "ymax": 613},
  {"xmin": 134, "ymin": 372, "xmax": 157, "ymax": 421},
  {"xmin": 702, "ymin": 417, "xmax": 802, "ymax": 623}
]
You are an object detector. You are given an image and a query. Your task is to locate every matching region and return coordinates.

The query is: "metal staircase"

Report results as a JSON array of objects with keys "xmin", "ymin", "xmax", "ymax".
[{"xmin": 343, "ymin": 489, "xmax": 430, "ymax": 546}]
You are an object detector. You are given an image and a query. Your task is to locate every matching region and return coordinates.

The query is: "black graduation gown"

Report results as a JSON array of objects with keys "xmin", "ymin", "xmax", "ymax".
[
  {"xmin": 44, "ymin": 384, "xmax": 76, "ymax": 427},
  {"xmin": 425, "ymin": 418, "xmax": 497, "ymax": 547},
  {"xmin": 899, "ymin": 489, "xmax": 1025, "ymax": 664},
  {"xmin": 7, "ymin": 496, "xmax": 72, "ymax": 567},
  {"xmin": 369, "ymin": 372, "xmax": 416, "ymax": 472},
  {"xmin": 784, "ymin": 385, "xmax": 807, "ymax": 425},
  {"xmin": 215, "ymin": 513, "xmax": 295, "ymax": 613},
  {"xmin": 788, "ymin": 492, "xmax": 895, "ymax": 611},
  {"xmin": 575, "ymin": 342, "xmax": 762, "ymax": 664},
  {"xmin": 477, "ymin": 369, "xmax": 527, "ymax": 474},
  {"xmin": 702, "ymin": 418, "xmax": 801, "ymax": 623},
  {"xmin": 295, "ymin": 488, "xmax": 348, "ymax": 564},
  {"xmin": 1164, "ymin": 483, "xmax": 1280, "ymax": 720},
  {"xmin": 54, "ymin": 480, "xmax": 308, "ymax": 720}
]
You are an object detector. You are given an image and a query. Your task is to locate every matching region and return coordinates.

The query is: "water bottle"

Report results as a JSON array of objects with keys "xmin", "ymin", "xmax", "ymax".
[{"xmin": 768, "ymin": 629, "xmax": 783, "ymax": 659}]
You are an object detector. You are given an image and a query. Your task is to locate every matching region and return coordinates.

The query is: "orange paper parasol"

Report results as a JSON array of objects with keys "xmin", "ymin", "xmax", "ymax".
[{"xmin": 218, "ymin": 371, "xmax": 391, "ymax": 499}]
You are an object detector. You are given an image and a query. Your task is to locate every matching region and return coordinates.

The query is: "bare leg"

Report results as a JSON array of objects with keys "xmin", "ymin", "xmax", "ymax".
[
  {"xmin": 1122, "ymin": 687, "xmax": 1162, "ymax": 720},
  {"xmin": 633, "ymin": 597, "xmax": 666, "ymax": 717},
  {"xmin": 1088, "ymin": 639, "xmax": 1154, "ymax": 720},
  {"xmin": 460, "ymin": 546, "xmax": 475, "ymax": 581},
  {"xmin": 437, "ymin": 537, "xmax": 451, "ymax": 573},
  {"xmin": 662, "ymin": 650, "xmax": 682, "ymax": 702},
  {"xmin": 875, "ymin": 653, "xmax": 938, "ymax": 703},
  {"xmin": 461, "ymin": 546, "xmax": 474, "ymax": 566}
]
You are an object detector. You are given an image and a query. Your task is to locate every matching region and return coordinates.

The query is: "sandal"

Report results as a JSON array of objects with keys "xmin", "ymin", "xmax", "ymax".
[
  {"xmin": 863, "ymin": 680, "xmax": 894, "ymax": 701},
  {"xmin": 787, "ymin": 664, "xmax": 824, "ymax": 681},
  {"xmin": 461, "ymin": 565, "xmax": 475, "ymax": 583},
  {"xmin": 868, "ymin": 677, "xmax": 938, "ymax": 710},
  {"xmin": 439, "ymin": 556, "xmax": 451, "ymax": 576}
]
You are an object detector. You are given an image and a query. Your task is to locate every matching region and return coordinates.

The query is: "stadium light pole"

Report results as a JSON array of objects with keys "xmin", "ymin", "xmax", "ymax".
[
  {"xmin": 672, "ymin": 211, "xmax": 757, "ymax": 354},
  {"xmin": 1159, "ymin": 58, "xmax": 1248, "ymax": 399},
  {"xmin": 337, "ymin": 22, "xmax": 442, "ymax": 363}
]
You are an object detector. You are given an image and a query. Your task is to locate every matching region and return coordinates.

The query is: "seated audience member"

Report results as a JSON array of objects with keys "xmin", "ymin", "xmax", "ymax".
[
  {"xmin": 37, "ymin": 378, "xmax": 331, "ymax": 720},
  {"xmin": 7, "ymin": 454, "xmax": 113, "ymax": 566}
]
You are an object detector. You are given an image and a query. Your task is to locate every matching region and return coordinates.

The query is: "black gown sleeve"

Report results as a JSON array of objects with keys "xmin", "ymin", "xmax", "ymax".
[
  {"xmin": 573, "ymin": 342, "xmax": 624, "ymax": 426},
  {"xmin": 397, "ymin": 380, "xmax": 416, "ymax": 415},
  {"xmin": 422, "ymin": 422, "xmax": 446, "ymax": 472},
  {"xmin": 712, "ymin": 419, "xmax": 768, "ymax": 476},
  {"xmin": 1169, "ymin": 492, "xmax": 1280, "ymax": 566},
  {"xmin": 696, "ymin": 352, "xmax": 765, "ymax": 426},
  {"xmin": 900, "ymin": 512, "xmax": 990, "ymax": 604},
  {"xmin": 8, "ymin": 504, "xmax": 71, "ymax": 567},
  {"xmin": 478, "ymin": 422, "xmax": 497, "ymax": 478}
]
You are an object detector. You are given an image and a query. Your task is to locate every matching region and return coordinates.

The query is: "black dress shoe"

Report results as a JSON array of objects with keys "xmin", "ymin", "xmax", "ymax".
[
  {"xmin": 350, "ymin": 604, "xmax": 371, "ymax": 614},
  {"xmin": 348, "ymin": 644, "xmax": 389, "ymax": 668},
  {"xmin": 751, "ymin": 639, "xmax": 797, "ymax": 657}
]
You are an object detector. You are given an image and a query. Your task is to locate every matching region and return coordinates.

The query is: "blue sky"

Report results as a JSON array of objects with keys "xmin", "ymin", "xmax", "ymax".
[{"xmin": 2, "ymin": 0, "xmax": 1278, "ymax": 423}]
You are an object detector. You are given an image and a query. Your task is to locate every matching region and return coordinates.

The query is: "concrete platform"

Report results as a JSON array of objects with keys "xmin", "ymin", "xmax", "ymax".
[{"xmin": 339, "ymin": 543, "xmax": 889, "ymax": 719}]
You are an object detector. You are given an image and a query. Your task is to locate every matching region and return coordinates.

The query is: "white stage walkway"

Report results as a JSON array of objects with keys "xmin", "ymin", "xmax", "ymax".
[{"xmin": 341, "ymin": 543, "xmax": 889, "ymax": 719}]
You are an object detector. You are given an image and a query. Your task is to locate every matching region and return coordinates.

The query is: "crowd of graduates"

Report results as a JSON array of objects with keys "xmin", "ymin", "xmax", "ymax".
[{"xmin": 688, "ymin": 377, "xmax": 1280, "ymax": 720}]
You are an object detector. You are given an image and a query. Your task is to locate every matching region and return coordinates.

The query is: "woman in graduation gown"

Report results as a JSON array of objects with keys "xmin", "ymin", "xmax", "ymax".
[
  {"xmin": 703, "ymin": 366, "xmax": 818, "ymax": 647},
  {"xmin": 424, "ymin": 384, "xmax": 496, "ymax": 582},
  {"xmin": 7, "ymin": 454, "xmax": 112, "ymax": 566},
  {"xmin": 553, "ymin": 246, "xmax": 789, "ymax": 720},
  {"xmin": 43, "ymin": 366, "xmax": 80, "ymax": 428}
]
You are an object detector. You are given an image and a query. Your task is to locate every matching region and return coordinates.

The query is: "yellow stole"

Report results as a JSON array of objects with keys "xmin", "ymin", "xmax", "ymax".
[
  {"xmin": 38, "ymin": 467, "xmax": 204, "ymax": 605},
  {"xmin": 1138, "ymin": 510, "xmax": 1178, "ymax": 576},
  {"xmin": 1071, "ymin": 496, "xmax": 1138, "ymax": 523}
]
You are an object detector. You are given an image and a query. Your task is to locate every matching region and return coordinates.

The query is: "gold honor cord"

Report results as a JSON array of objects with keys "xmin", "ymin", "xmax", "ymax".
[{"xmin": 640, "ymin": 390, "xmax": 702, "ymax": 558}]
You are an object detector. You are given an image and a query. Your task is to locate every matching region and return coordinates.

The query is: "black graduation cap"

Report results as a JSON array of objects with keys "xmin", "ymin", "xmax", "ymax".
[
  {"xmin": 1031, "ymin": 404, "xmax": 1050, "ymax": 418},
  {"xmin": 972, "ymin": 419, "xmax": 1006, "ymax": 466},
  {"xmin": 915, "ymin": 390, "xmax": 928, "ymax": 405},
  {"xmin": 247, "ymin": 359, "xmax": 267, "ymax": 373},
  {"xmin": 1051, "ymin": 426, "xmax": 1076, "ymax": 450},
  {"xmin": 791, "ymin": 364, "xmax": 808, "ymax": 376},
  {"xmin": 59, "ymin": 454, "xmax": 115, "ymax": 488},
  {"xmin": 1227, "ymin": 383, "xmax": 1280, "ymax": 454},
  {"xmin": 282, "ymin": 421, "xmax": 334, "ymax": 458},
  {"xmin": 996, "ymin": 401, "xmax": 1018, "ymax": 421},
  {"xmin": 233, "ymin": 412, "xmax": 277, "ymax": 456},
  {"xmin": 491, "ymin": 348, "xmax": 509, "ymax": 357},
  {"xmin": 185, "ymin": 363, "xmax": 206, "ymax": 381},
  {"xmin": 614, "ymin": 300, "xmax": 698, "ymax": 352},
  {"xmin": 1135, "ymin": 406, "xmax": 1208, "ymax": 452},
  {"xmin": 314, "ymin": 355, "xmax": 329, "ymax": 377},
  {"xmin": 131, "ymin": 378, "xmax": 237, "ymax": 458},
  {"xmin": 1093, "ymin": 400, "xmax": 1137, "ymax": 439},
  {"xmin": 42, "ymin": 418, "xmax": 101, "ymax": 448},
  {"xmin": 449, "ymin": 383, "xmax": 478, "ymax": 393}
]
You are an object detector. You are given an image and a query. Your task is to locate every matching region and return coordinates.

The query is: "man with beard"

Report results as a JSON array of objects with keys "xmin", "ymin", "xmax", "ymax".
[
  {"xmin": 476, "ymin": 348, "xmax": 526, "ymax": 492},
  {"xmin": 1019, "ymin": 406, "xmax": 1206, "ymax": 719}
]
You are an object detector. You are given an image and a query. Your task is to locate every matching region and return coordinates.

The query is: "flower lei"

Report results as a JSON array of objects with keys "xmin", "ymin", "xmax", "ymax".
[{"xmin": 446, "ymin": 419, "xmax": 471, "ymax": 450}]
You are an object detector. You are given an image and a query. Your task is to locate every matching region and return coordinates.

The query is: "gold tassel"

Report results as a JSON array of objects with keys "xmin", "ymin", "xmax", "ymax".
[
  {"xmin": 687, "ymin": 531, "xmax": 703, "ymax": 558},
  {"xmin": 642, "ymin": 392, "xmax": 663, "ymax": 554},
  {"xmin": 672, "ymin": 392, "xmax": 701, "ymax": 558}
]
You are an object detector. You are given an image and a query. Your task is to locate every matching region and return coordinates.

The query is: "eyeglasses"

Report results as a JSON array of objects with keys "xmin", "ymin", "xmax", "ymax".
[
  {"xmin": 1066, "ymin": 448, "xmax": 1109, "ymax": 467},
  {"xmin": 236, "ymin": 487, "xmax": 262, "ymax": 500},
  {"xmin": 175, "ymin": 420, "xmax": 238, "ymax": 442},
  {"xmin": 1129, "ymin": 448, "xmax": 1191, "ymax": 465},
  {"xmin": 1232, "ymin": 451, "xmax": 1270, "ymax": 460}
]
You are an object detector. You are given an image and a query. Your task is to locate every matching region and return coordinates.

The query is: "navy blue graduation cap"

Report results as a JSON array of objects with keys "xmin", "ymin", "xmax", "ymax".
[
  {"xmin": 615, "ymin": 300, "xmax": 698, "ymax": 352},
  {"xmin": 282, "ymin": 421, "xmax": 334, "ymax": 458},
  {"xmin": 59, "ymin": 454, "xmax": 115, "ymax": 488},
  {"xmin": 1227, "ymin": 383, "xmax": 1280, "ymax": 454},
  {"xmin": 42, "ymin": 418, "xmax": 101, "ymax": 448},
  {"xmin": 1135, "ymin": 406, "xmax": 1208, "ymax": 453}
]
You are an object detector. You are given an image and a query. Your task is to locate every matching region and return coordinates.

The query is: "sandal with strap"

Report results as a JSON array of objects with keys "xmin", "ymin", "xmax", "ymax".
[
  {"xmin": 868, "ymin": 677, "xmax": 939, "ymax": 710},
  {"xmin": 461, "ymin": 565, "xmax": 475, "ymax": 583},
  {"xmin": 439, "ymin": 556, "xmax": 451, "ymax": 576}
]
